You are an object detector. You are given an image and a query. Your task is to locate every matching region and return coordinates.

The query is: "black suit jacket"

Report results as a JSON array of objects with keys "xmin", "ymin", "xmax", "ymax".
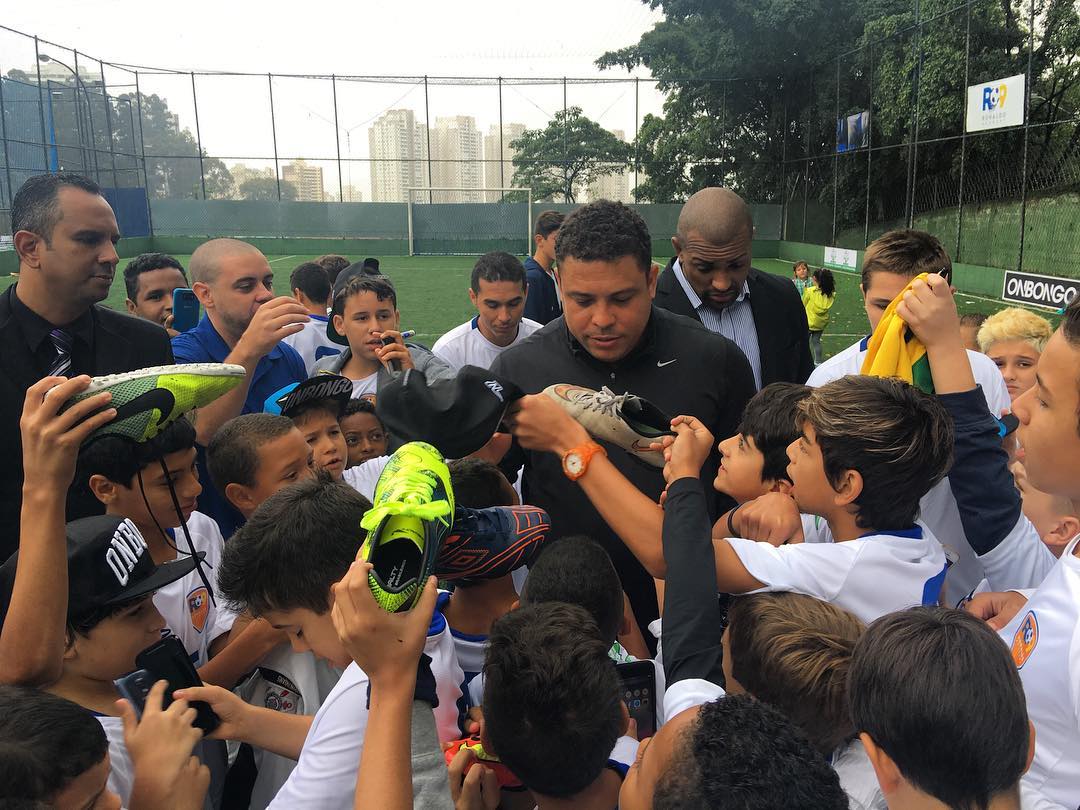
[
  {"xmin": 0, "ymin": 286, "xmax": 174, "ymax": 559},
  {"xmin": 655, "ymin": 259, "xmax": 814, "ymax": 387}
]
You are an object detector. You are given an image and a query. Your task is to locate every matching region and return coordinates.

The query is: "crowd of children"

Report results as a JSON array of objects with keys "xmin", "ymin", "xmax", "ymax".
[{"xmin": 2, "ymin": 190, "xmax": 1079, "ymax": 810}]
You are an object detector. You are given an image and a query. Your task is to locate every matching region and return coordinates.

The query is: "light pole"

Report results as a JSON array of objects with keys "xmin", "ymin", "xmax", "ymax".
[{"xmin": 38, "ymin": 53, "xmax": 98, "ymax": 180}]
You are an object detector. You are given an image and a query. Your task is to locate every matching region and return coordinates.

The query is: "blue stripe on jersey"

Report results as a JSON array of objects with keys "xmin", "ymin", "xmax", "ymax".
[
  {"xmin": 921, "ymin": 564, "xmax": 949, "ymax": 606},
  {"xmin": 471, "ymin": 315, "xmax": 480, "ymax": 329},
  {"xmin": 428, "ymin": 606, "xmax": 447, "ymax": 637},
  {"xmin": 858, "ymin": 526, "xmax": 922, "ymax": 540},
  {"xmin": 859, "ymin": 334, "xmax": 872, "ymax": 351},
  {"xmin": 605, "ymin": 759, "xmax": 630, "ymax": 779}
]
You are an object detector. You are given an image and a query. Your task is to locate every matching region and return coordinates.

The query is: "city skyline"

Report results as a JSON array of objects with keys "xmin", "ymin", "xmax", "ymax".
[
  {"xmin": 227, "ymin": 111, "xmax": 636, "ymax": 203},
  {"xmin": 3, "ymin": 2, "xmax": 666, "ymax": 203}
]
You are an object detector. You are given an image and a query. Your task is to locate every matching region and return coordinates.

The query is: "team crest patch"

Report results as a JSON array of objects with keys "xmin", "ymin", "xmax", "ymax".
[
  {"xmin": 187, "ymin": 586, "xmax": 209, "ymax": 634},
  {"xmin": 259, "ymin": 667, "xmax": 302, "ymax": 715},
  {"xmin": 1010, "ymin": 610, "xmax": 1039, "ymax": 669}
]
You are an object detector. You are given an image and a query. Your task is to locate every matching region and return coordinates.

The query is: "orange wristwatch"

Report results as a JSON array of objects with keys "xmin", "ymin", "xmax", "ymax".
[{"xmin": 561, "ymin": 441, "xmax": 606, "ymax": 481}]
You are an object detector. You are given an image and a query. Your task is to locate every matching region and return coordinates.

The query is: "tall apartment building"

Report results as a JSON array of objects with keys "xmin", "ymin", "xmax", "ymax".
[
  {"xmin": 483, "ymin": 122, "xmax": 527, "ymax": 201},
  {"xmin": 282, "ymin": 159, "xmax": 326, "ymax": 202},
  {"xmin": 586, "ymin": 129, "xmax": 634, "ymax": 203},
  {"xmin": 430, "ymin": 116, "xmax": 484, "ymax": 202},
  {"xmin": 368, "ymin": 109, "xmax": 428, "ymax": 202}
]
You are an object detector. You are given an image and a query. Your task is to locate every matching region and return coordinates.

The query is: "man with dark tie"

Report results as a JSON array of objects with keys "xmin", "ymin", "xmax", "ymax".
[{"xmin": 0, "ymin": 173, "xmax": 173, "ymax": 558}]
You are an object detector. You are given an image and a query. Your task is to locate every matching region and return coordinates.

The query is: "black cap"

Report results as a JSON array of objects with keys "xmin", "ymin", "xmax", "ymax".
[
  {"xmin": 0, "ymin": 515, "xmax": 203, "ymax": 626},
  {"xmin": 265, "ymin": 373, "xmax": 353, "ymax": 418},
  {"xmin": 377, "ymin": 366, "xmax": 524, "ymax": 458},
  {"xmin": 327, "ymin": 263, "xmax": 395, "ymax": 346}
]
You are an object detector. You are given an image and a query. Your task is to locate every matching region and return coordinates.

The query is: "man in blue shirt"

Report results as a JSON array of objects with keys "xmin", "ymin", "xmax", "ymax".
[
  {"xmin": 172, "ymin": 238, "xmax": 309, "ymax": 534},
  {"xmin": 522, "ymin": 210, "xmax": 565, "ymax": 325}
]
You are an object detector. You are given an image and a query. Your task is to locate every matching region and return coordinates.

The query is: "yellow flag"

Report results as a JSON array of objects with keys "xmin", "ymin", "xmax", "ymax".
[{"xmin": 860, "ymin": 272, "xmax": 935, "ymax": 393}]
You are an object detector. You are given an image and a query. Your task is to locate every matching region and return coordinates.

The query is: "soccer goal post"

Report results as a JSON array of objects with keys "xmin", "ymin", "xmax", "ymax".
[{"xmin": 406, "ymin": 187, "xmax": 533, "ymax": 257}]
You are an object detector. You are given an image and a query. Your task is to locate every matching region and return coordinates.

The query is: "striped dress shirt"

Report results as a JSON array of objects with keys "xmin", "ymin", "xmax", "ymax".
[{"xmin": 672, "ymin": 259, "xmax": 762, "ymax": 390}]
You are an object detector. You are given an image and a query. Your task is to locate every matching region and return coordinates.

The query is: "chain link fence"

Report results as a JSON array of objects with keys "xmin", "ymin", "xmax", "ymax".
[
  {"xmin": 3, "ymin": 3, "xmax": 1078, "ymax": 276},
  {"xmin": 780, "ymin": 0, "xmax": 1080, "ymax": 277}
]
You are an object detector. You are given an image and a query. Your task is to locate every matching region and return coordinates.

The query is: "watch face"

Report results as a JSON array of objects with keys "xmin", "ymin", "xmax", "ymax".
[{"xmin": 565, "ymin": 452, "xmax": 584, "ymax": 475}]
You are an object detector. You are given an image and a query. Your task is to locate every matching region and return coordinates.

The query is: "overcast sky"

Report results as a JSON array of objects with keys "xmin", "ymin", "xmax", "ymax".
[{"xmin": 2, "ymin": 1, "xmax": 667, "ymax": 196}]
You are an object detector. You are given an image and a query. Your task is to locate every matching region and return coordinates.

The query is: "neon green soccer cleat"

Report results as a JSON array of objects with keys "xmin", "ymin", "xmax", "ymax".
[
  {"xmin": 358, "ymin": 441, "xmax": 455, "ymax": 613},
  {"xmin": 61, "ymin": 363, "xmax": 246, "ymax": 443}
]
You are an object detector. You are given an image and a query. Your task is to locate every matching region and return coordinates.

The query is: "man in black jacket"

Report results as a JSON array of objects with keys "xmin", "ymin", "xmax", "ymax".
[
  {"xmin": 0, "ymin": 173, "xmax": 174, "ymax": 558},
  {"xmin": 655, "ymin": 187, "xmax": 813, "ymax": 389},
  {"xmin": 493, "ymin": 200, "xmax": 755, "ymax": 647}
]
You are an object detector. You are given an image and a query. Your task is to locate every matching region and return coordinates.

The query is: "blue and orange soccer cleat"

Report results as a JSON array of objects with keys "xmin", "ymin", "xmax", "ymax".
[{"xmin": 435, "ymin": 504, "xmax": 550, "ymax": 582}]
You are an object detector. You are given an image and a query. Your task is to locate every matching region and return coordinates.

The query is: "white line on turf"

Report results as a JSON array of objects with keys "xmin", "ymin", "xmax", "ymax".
[{"xmin": 268, "ymin": 255, "xmax": 297, "ymax": 263}]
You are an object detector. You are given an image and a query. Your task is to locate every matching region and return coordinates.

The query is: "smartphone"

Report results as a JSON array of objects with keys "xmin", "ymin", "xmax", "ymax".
[
  {"xmin": 114, "ymin": 668, "xmax": 159, "ymax": 718},
  {"xmin": 127, "ymin": 635, "xmax": 220, "ymax": 733},
  {"xmin": 171, "ymin": 288, "xmax": 200, "ymax": 333},
  {"xmin": 616, "ymin": 660, "xmax": 657, "ymax": 739},
  {"xmin": 380, "ymin": 333, "xmax": 402, "ymax": 372}
]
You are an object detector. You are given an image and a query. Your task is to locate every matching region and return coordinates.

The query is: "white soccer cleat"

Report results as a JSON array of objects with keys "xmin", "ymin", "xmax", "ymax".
[{"xmin": 543, "ymin": 383, "xmax": 676, "ymax": 467}]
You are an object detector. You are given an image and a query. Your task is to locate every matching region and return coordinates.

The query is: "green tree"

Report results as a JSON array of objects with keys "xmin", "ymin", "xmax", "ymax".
[
  {"xmin": 510, "ymin": 107, "xmax": 633, "ymax": 203},
  {"xmin": 598, "ymin": 0, "xmax": 866, "ymax": 203},
  {"xmin": 112, "ymin": 92, "xmax": 235, "ymax": 200},
  {"xmin": 600, "ymin": 0, "xmax": 1080, "ymax": 234},
  {"xmin": 4, "ymin": 71, "xmax": 237, "ymax": 199},
  {"xmin": 238, "ymin": 176, "xmax": 298, "ymax": 201}
]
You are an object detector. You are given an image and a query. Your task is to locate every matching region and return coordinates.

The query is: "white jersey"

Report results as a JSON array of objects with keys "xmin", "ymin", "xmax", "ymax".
[
  {"xmin": 350, "ymin": 371, "xmax": 378, "ymax": 401},
  {"xmin": 155, "ymin": 511, "xmax": 237, "ymax": 668},
  {"xmin": 236, "ymin": 646, "xmax": 346, "ymax": 810},
  {"xmin": 999, "ymin": 533, "xmax": 1080, "ymax": 808},
  {"xmin": 807, "ymin": 338, "xmax": 1011, "ymax": 413},
  {"xmin": 267, "ymin": 610, "xmax": 464, "ymax": 809},
  {"xmin": 662, "ymin": 678, "xmax": 725, "ymax": 724},
  {"xmin": 432, "ymin": 316, "xmax": 542, "ymax": 371},
  {"xmin": 807, "ymin": 336, "xmax": 1011, "ymax": 605},
  {"xmin": 342, "ymin": 455, "xmax": 390, "ymax": 502},
  {"xmin": 977, "ymin": 513, "xmax": 1057, "ymax": 592},
  {"xmin": 831, "ymin": 738, "xmax": 888, "ymax": 810},
  {"xmin": 100, "ymin": 716, "xmax": 134, "ymax": 804},
  {"xmin": 281, "ymin": 315, "xmax": 343, "ymax": 375},
  {"xmin": 726, "ymin": 527, "xmax": 948, "ymax": 625},
  {"xmin": 436, "ymin": 590, "xmax": 488, "ymax": 736},
  {"xmin": 801, "ymin": 513, "xmax": 834, "ymax": 544}
]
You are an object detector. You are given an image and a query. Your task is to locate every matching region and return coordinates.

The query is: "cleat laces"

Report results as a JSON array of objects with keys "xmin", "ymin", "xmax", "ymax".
[{"xmin": 360, "ymin": 471, "xmax": 452, "ymax": 532}]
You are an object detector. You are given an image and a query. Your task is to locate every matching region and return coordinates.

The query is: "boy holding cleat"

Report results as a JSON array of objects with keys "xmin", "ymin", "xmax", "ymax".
[{"xmin": 173, "ymin": 464, "xmax": 466, "ymax": 809}]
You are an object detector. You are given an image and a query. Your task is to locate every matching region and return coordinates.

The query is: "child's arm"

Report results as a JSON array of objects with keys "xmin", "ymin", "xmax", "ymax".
[
  {"xmin": 659, "ymin": 420, "xmax": 727, "ymax": 689},
  {"xmin": 656, "ymin": 419, "xmax": 768, "ymax": 596},
  {"xmin": 173, "ymin": 683, "xmax": 314, "ymax": 760},
  {"xmin": 897, "ymin": 276, "xmax": 1056, "ymax": 588},
  {"xmin": 0, "ymin": 376, "xmax": 115, "ymax": 686},
  {"xmin": 659, "ymin": 418, "xmax": 762, "ymax": 689},
  {"xmin": 331, "ymin": 564, "xmax": 445, "ymax": 810},
  {"xmin": 504, "ymin": 393, "xmax": 669, "ymax": 576}
]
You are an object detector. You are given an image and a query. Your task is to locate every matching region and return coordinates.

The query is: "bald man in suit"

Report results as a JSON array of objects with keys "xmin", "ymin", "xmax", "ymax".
[{"xmin": 655, "ymin": 188, "xmax": 813, "ymax": 388}]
